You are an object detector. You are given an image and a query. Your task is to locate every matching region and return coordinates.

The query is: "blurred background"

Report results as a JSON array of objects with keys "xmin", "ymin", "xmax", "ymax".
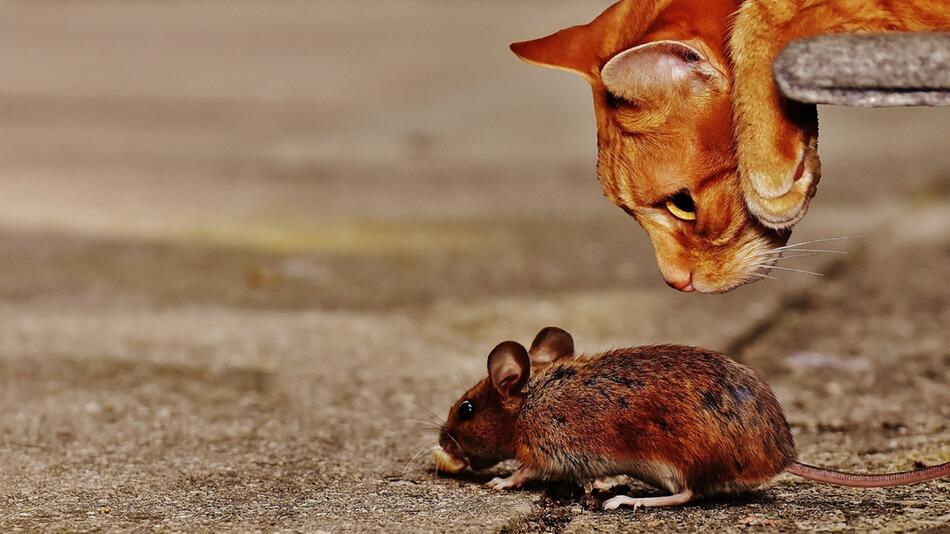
[{"xmin": 1, "ymin": 1, "xmax": 947, "ymax": 531}]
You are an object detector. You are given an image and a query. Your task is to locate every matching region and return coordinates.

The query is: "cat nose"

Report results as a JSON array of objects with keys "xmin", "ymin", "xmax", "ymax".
[{"xmin": 664, "ymin": 273, "xmax": 695, "ymax": 292}]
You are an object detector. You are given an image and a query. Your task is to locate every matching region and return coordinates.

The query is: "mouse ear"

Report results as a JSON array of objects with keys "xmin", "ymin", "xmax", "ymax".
[
  {"xmin": 600, "ymin": 40, "xmax": 724, "ymax": 104},
  {"xmin": 529, "ymin": 326, "xmax": 575, "ymax": 365},
  {"xmin": 488, "ymin": 341, "xmax": 531, "ymax": 402}
]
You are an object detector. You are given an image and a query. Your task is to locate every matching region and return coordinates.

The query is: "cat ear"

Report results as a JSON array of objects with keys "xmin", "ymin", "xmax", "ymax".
[
  {"xmin": 529, "ymin": 327, "xmax": 575, "ymax": 365},
  {"xmin": 488, "ymin": 341, "xmax": 531, "ymax": 402},
  {"xmin": 600, "ymin": 40, "xmax": 725, "ymax": 103},
  {"xmin": 510, "ymin": 24, "xmax": 600, "ymax": 80},
  {"xmin": 510, "ymin": 0, "xmax": 642, "ymax": 81}
]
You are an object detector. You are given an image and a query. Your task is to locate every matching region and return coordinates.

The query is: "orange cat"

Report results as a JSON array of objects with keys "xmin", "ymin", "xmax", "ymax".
[
  {"xmin": 511, "ymin": 0, "xmax": 950, "ymax": 292},
  {"xmin": 512, "ymin": 0, "xmax": 782, "ymax": 293}
]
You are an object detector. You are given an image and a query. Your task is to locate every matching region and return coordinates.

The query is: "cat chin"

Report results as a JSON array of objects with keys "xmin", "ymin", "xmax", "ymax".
[
  {"xmin": 691, "ymin": 278, "xmax": 752, "ymax": 294},
  {"xmin": 691, "ymin": 272, "xmax": 765, "ymax": 294},
  {"xmin": 689, "ymin": 278, "xmax": 743, "ymax": 294}
]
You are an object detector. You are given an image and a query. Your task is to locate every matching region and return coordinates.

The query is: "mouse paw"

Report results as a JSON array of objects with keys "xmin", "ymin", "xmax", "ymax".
[
  {"xmin": 604, "ymin": 495, "xmax": 643, "ymax": 511},
  {"xmin": 486, "ymin": 468, "xmax": 533, "ymax": 491},
  {"xmin": 486, "ymin": 476, "xmax": 519, "ymax": 491},
  {"xmin": 603, "ymin": 495, "xmax": 642, "ymax": 511},
  {"xmin": 603, "ymin": 489, "xmax": 694, "ymax": 510}
]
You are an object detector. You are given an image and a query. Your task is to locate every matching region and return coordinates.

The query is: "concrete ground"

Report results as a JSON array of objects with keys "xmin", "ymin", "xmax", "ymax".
[{"xmin": 0, "ymin": 1, "xmax": 948, "ymax": 532}]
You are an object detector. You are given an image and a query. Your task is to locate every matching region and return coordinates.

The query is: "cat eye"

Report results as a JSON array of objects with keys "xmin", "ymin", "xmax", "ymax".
[
  {"xmin": 665, "ymin": 191, "xmax": 696, "ymax": 221},
  {"xmin": 457, "ymin": 400, "xmax": 475, "ymax": 421}
]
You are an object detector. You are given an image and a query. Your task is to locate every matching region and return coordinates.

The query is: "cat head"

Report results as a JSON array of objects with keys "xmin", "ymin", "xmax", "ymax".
[{"xmin": 511, "ymin": 0, "xmax": 787, "ymax": 293}]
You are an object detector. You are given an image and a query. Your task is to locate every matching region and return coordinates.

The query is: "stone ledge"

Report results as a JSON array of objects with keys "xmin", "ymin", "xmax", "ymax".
[{"xmin": 774, "ymin": 33, "xmax": 950, "ymax": 106}]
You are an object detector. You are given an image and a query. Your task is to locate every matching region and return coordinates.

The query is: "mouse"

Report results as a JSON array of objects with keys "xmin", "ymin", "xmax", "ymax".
[{"xmin": 432, "ymin": 326, "xmax": 949, "ymax": 510}]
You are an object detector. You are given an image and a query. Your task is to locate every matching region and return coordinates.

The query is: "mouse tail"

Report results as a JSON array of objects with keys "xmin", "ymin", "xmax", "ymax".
[{"xmin": 787, "ymin": 461, "xmax": 950, "ymax": 488}]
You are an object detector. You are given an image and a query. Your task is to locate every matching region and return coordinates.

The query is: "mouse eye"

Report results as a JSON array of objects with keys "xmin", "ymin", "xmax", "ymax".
[
  {"xmin": 665, "ymin": 191, "xmax": 696, "ymax": 221},
  {"xmin": 457, "ymin": 400, "xmax": 475, "ymax": 421}
]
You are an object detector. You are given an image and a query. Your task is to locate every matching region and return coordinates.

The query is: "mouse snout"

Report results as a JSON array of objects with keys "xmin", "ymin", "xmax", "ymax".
[{"xmin": 439, "ymin": 429, "xmax": 465, "ymax": 462}]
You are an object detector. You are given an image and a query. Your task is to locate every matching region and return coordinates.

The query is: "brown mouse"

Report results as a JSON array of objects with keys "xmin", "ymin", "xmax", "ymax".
[{"xmin": 434, "ymin": 326, "xmax": 949, "ymax": 509}]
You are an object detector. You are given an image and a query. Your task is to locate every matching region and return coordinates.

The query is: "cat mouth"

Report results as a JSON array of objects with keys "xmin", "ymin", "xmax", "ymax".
[{"xmin": 686, "ymin": 230, "xmax": 790, "ymax": 293}]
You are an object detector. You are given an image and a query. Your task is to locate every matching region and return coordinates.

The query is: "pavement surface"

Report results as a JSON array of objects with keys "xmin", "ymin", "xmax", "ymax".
[{"xmin": 0, "ymin": 1, "xmax": 948, "ymax": 532}]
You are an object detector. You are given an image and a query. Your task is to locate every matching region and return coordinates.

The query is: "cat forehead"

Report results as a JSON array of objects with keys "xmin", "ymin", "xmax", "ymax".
[
  {"xmin": 597, "ymin": 134, "xmax": 702, "ymax": 202},
  {"xmin": 593, "ymin": 100, "xmax": 735, "ymax": 206}
]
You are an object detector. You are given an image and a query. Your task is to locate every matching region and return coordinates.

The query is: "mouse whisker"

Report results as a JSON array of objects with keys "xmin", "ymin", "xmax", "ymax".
[
  {"xmin": 404, "ymin": 423, "xmax": 442, "ymax": 436},
  {"xmin": 402, "ymin": 443, "xmax": 438, "ymax": 478},
  {"xmin": 444, "ymin": 431, "xmax": 463, "ymax": 455},
  {"xmin": 411, "ymin": 401, "xmax": 443, "ymax": 423},
  {"xmin": 404, "ymin": 417, "xmax": 442, "ymax": 427}
]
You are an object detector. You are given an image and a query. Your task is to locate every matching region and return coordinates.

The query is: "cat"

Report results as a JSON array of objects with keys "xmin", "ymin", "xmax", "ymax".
[
  {"xmin": 510, "ymin": 0, "xmax": 950, "ymax": 292},
  {"xmin": 511, "ymin": 0, "xmax": 780, "ymax": 293}
]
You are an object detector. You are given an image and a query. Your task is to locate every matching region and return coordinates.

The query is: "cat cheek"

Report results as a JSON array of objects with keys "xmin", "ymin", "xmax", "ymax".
[{"xmin": 640, "ymin": 211, "xmax": 678, "ymax": 232}]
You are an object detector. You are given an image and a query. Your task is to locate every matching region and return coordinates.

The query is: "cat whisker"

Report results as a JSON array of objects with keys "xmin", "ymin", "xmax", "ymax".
[
  {"xmin": 768, "ymin": 236, "xmax": 860, "ymax": 253},
  {"xmin": 753, "ymin": 247, "xmax": 850, "ymax": 275},
  {"xmin": 754, "ymin": 264, "xmax": 825, "ymax": 276},
  {"xmin": 763, "ymin": 249, "xmax": 848, "ymax": 256},
  {"xmin": 755, "ymin": 273, "xmax": 779, "ymax": 280},
  {"xmin": 761, "ymin": 252, "xmax": 839, "ymax": 262},
  {"xmin": 767, "ymin": 253, "xmax": 822, "ymax": 261}
]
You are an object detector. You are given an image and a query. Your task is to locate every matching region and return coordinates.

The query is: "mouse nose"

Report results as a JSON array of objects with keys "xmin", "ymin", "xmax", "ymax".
[{"xmin": 664, "ymin": 272, "xmax": 695, "ymax": 293}]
